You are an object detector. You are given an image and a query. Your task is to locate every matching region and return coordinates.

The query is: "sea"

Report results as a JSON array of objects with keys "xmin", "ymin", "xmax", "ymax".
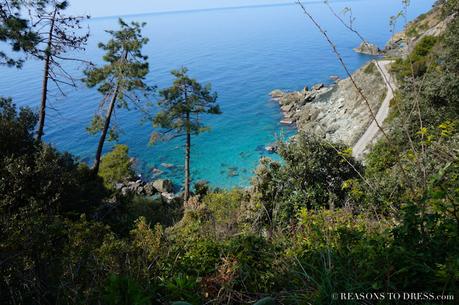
[{"xmin": 0, "ymin": 0, "xmax": 435, "ymax": 189}]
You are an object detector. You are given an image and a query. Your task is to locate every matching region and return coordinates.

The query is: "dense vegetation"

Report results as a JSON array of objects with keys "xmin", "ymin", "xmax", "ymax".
[{"xmin": 1, "ymin": 0, "xmax": 458, "ymax": 304}]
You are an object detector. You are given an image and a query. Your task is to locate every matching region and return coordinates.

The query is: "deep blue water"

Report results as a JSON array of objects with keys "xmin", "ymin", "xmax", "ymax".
[{"xmin": 0, "ymin": 0, "xmax": 434, "ymax": 189}]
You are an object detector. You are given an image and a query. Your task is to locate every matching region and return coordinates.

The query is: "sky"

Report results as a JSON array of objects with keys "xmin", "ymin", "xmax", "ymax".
[{"xmin": 67, "ymin": 0, "xmax": 296, "ymax": 17}]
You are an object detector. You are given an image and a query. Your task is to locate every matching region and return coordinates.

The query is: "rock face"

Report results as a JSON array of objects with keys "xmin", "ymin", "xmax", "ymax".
[
  {"xmin": 271, "ymin": 62, "xmax": 386, "ymax": 147},
  {"xmin": 384, "ymin": 5, "xmax": 453, "ymax": 58},
  {"xmin": 144, "ymin": 182, "xmax": 159, "ymax": 196},
  {"xmin": 116, "ymin": 178, "xmax": 174, "ymax": 197},
  {"xmin": 270, "ymin": 83, "xmax": 333, "ymax": 127},
  {"xmin": 161, "ymin": 192, "xmax": 178, "ymax": 202},
  {"xmin": 353, "ymin": 42, "xmax": 381, "ymax": 55},
  {"xmin": 268, "ymin": 3, "xmax": 449, "ymax": 154},
  {"xmin": 153, "ymin": 179, "xmax": 174, "ymax": 193},
  {"xmin": 265, "ymin": 142, "xmax": 279, "ymax": 153},
  {"xmin": 330, "ymin": 75, "xmax": 340, "ymax": 82},
  {"xmin": 117, "ymin": 180, "xmax": 146, "ymax": 196},
  {"xmin": 384, "ymin": 32, "xmax": 408, "ymax": 58}
]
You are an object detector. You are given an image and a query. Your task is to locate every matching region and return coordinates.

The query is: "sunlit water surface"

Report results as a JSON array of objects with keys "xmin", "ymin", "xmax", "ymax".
[{"xmin": 0, "ymin": 0, "xmax": 435, "ymax": 188}]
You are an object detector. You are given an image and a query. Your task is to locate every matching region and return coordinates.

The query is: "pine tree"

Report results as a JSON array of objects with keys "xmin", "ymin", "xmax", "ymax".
[
  {"xmin": 152, "ymin": 67, "xmax": 221, "ymax": 202},
  {"xmin": 32, "ymin": 0, "xmax": 89, "ymax": 141},
  {"xmin": 0, "ymin": 0, "xmax": 47, "ymax": 67},
  {"xmin": 84, "ymin": 18, "xmax": 151, "ymax": 175}
]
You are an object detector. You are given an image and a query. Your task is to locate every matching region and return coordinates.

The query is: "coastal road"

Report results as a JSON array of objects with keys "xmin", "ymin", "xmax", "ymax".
[{"xmin": 352, "ymin": 60, "xmax": 395, "ymax": 159}]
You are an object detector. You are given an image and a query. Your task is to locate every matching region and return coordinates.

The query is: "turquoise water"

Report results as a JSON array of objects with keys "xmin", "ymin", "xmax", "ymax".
[{"xmin": 0, "ymin": 0, "xmax": 434, "ymax": 189}]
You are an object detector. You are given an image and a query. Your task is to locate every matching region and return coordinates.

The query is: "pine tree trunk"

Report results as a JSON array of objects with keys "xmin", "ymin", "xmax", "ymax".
[
  {"xmin": 184, "ymin": 111, "xmax": 191, "ymax": 203},
  {"xmin": 93, "ymin": 51, "xmax": 127, "ymax": 175},
  {"xmin": 93, "ymin": 85, "xmax": 120, "ymax": 175},
  {"xmin": 36, "ymin": 8, "xmax": 57, "ymax": 141}
]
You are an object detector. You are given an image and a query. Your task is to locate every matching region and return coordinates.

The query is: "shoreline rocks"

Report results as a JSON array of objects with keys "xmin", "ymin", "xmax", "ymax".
[
  {"xmin": 265, "ymin": 142, "xmax": 279, "ymax": 153},
  {"xmin": 330, "ymin": 75, "xmax": 340, "ymax": 83},
  {"xmin": 270, "ymin": 62, "xmax": 386, "ymax": 147},
  {"xmin": 267, "ymin": 4, "xmax": 448, "ymax": 153},
  {"xmin": 353, "ymin": 42, "xmax": 381, "ymax": 56},
  {"xmin": 116, "ymin": 178, "xmax": 177, "ymax": 201},
  {"xmin": 161, "ymin": 163, "xmax": 175, "ymax": 169},
  {"xmin": 153, "ymin": 179, "xmax": 175, "ymax": 193},
  {"xmin": 270, "ymin": 83, "xmax": 333, "ymax": 127}
]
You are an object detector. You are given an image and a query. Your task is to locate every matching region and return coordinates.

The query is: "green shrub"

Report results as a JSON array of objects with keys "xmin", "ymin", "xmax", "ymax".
[
  {"xmin": 99, "ymin": 144, "xmax": 134, "ymax": 189},
  {"xmin": 103, "ymin": 275, "xmax": 152, "ymax": 305},
  {"xmin": 363, "ymin": 62, "xmax": 377, "ymax": 75},
  {"xmin": 162, "ymin": 274, "xmax": 201, "ymax": 305},
  {"xmin": 202, "ymin": 189, "xmax": 245, "ymax": 237},
  {"xmin": 0, "ymin": 97, "xmax": 37, "ymax": 157},
  {"xmin": 250, "ymin": 134, "xmax": 362, "ymax": 231},
  {"xmin": 391, "ymin": 35, "xmax": 439, "ymax": 79}
]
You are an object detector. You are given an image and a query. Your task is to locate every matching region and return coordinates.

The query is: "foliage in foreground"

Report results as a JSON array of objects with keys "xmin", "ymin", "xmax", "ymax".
[
  {"xmin": 99, "ymin": 144, "xmax": 134, "ymax": 189},
  {"xmin": 1, "ymin": 96, "xmax": 457, "ymax": 303}
]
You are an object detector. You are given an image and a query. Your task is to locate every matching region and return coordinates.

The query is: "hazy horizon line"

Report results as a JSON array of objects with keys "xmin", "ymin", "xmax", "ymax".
[{"xmin": 90, "ymin": 0, "xmax": 366, "ymax": 20}]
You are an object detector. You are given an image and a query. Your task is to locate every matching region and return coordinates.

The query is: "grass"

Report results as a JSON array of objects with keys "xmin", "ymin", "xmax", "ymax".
[{"xmin": 363, "ymin": 62, "xmax": 377, "ymax": 75}]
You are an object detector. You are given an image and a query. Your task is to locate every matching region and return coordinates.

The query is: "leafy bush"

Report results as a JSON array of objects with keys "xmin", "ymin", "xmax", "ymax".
[
  {"xmin": 250, "ymin": 134, "xmax": 362, "ymax": 231},
  {"xmin": 391, "ymin": 35, "xmax": 439, "ymax": 79},
  {"xmin": 363, "ymin": 62, "xmax": 377, "ymax": 74},
  {"xmin": 201, "ymin": 189, "xmax": 245, "ymax": 237},
  {"xmin": 0, "ymin": 97, "xmax": 37, "ymax": 157},
  {"xmin": 99, "ymin": 144, "xmax": 134, "ymax": 189},
  {"xmin": 103, "ymin": 275, "xmax": 152, "ymax": 305}
]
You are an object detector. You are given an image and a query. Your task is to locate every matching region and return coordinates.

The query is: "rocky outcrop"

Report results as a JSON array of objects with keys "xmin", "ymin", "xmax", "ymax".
[
  {"xmin": 116, "ymin": 178, "xmax": 177, "ymax": 202},
  {"xmin": 384, "ymin": 5, "xmax": 453, "ymax": 58},
  {"xmin": 354, "ymin": 42, "xmax": 381, "ymax": 55},
  {"xmin": 271, "ymin": 62, "xmax": 386, "ymax": 147},
  {"xmin": 270, "ymin": 84, "xmax": 333, "ymax": 127},
  {"xmin": 264, "ymin": 142, "xmax": 279, "ymax": 153},
  {"xmin": 267, "ymin": 4, "xmax": 449, "ymax": 155},
  {"xmin": 153, "ymin": 179, "xmax": 174, "ymax": 193},
  {"xmin": 116, "ymin": 180, "xmax": 154, "ymax": 196}
]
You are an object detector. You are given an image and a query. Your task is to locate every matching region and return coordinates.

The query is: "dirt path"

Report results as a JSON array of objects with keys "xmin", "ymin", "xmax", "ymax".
[{"xmin": 352, "ymin": 60, "xmax": 395, "ymax": 159}]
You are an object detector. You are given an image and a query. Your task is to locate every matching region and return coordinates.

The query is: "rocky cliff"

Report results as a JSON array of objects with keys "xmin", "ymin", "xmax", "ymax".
[
  {"xmin": 271, "ymin": 62, "xmax": 386, "ymax": 147},
  {"xmin": 385, "ymin": 4, "xmax": 453, "ymax": 57},
  {"xmin": 270, "ymin": 3, "xmax": 450, "ymax": 151}
]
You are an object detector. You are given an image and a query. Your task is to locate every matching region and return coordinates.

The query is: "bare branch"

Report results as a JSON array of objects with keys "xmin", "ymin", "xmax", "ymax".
[{"xmin": 296, "ymin": 0, "xmax": 414, "ymax": 193}]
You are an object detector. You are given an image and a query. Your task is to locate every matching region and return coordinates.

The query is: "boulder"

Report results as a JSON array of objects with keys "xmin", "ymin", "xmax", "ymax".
[
  {"xmin": 121, "ymin": 187, "xmax": 130, "ymax": 196},
  {"xmin": 270, "ymin": 89, "xmax": 284, "ymax": 99},
  {"xmin": 153, "ymin": 179, "xmax": 174, "ymax": 193},
  {"xmin": 353, "ymin": 42, "xmax": 381, "ymax": 55},
  {"xmin": 161, "ymin": 163, "xmax": 175, "ymax": 169},
  {"xmin": 144, "ymin": 182, "xmax": 159, "ymax": 196},
  {"xmin": 312, "ymin": 83, "xmax": 324, "ymax": 91},
  {"xmin": 330, "ymin": 75, "xmax": 340, "ymax": 82},
  {"xmin": 265, "ymin": 143, "xmax": 279, "ymax": 153},
  {"xmin": 151, "ymin": 168, "xmax": 164, "ymax": 177},
  {"xmin": 161, "ymin": 192, "xmax": 176, "ymax": 202},
  {"xmin": 227, "ymin": 167, "xmax": 239, "ymax": 178},
  {"xmin": 121, "ymin": 180, "xmax": 143, "ymax": 194}
]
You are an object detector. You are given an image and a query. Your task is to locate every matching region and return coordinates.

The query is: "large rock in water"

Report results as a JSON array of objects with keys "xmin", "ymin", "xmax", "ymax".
[
  {"xmin": 143, "ymin": 182, "xmax": 159, "ymax": 196},
  {"xmin": 153, "ymin": 179, "xmax": 174, "ymax": 193},
  {"xmin": 353, "ymin": 42, "xmax": 381, "ymax": 55},
  {"xmin": 270, "ymin": 89, "xmax": 284, "ymax": 99}
]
